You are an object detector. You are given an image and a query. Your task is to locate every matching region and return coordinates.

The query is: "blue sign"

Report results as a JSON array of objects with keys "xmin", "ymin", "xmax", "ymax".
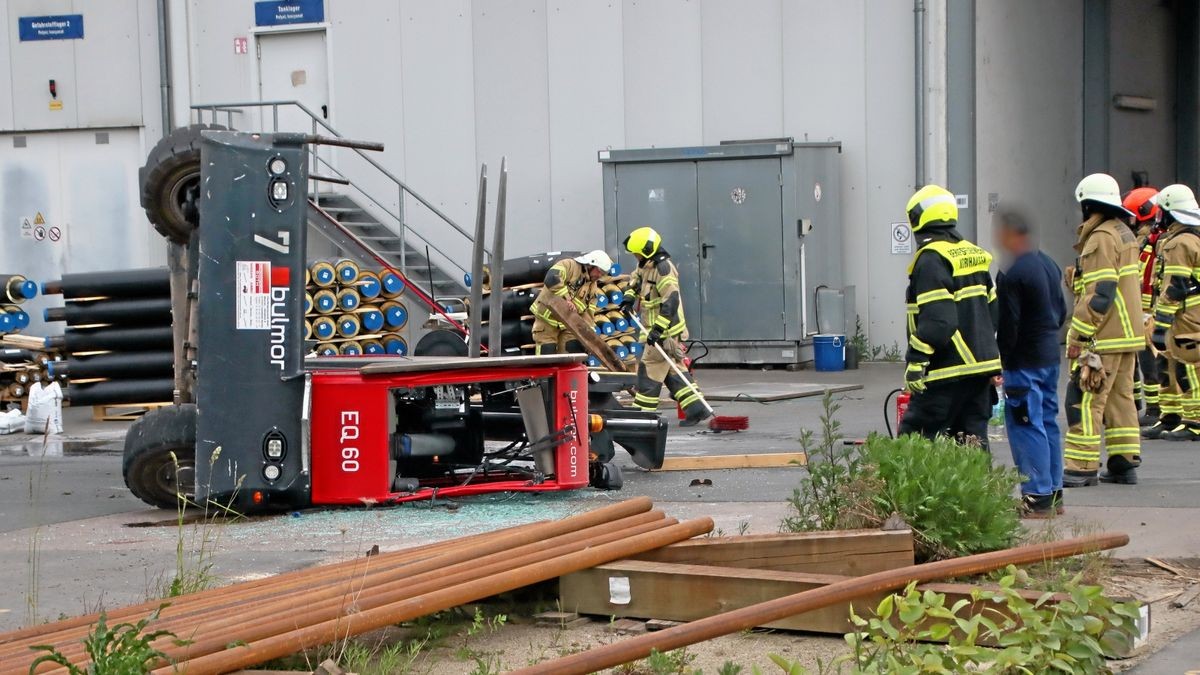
[
  {"xmin": 18, "ymin": 15, "xmax": 84, "ymax": 41},
  {"xmin": 254, "ymin": 0, "xmax": 324, "ymax": 27}
]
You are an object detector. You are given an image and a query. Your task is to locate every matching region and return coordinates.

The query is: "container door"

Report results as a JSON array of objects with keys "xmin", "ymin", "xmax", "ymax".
[
  {"xmin": 612, "ymin": 162, "xmax": 702, "ymax": 336},
  {"xmin": 697, "ymin": 158, "xmax": 785, "ymax": 341}
]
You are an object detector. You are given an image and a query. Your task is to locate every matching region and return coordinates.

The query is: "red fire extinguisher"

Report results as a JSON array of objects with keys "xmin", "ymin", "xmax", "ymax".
[{"xmin": 895, "ymin": 390, "xmax": 911, "ymax": 432}]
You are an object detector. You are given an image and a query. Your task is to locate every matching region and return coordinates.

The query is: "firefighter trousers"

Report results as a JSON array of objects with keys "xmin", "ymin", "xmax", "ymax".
[
  {"xmin": 1137, "ymin": 348, "xmax": 1164, "ymax": 413},
  {"xmin": 1160, "ymin": 353, "xmax": 1184, "ymax": 422},
  {"xmin": 898, "ymin": 374, "xmax": 993, "ymax": 450},
  {"xmin": 1065, "ymin": 352, "xmax": 1141, "ymax": 473},
  {"xmin": 632, "ymin": 338, "xmax": 706, "ymax": 419},
  {"xmin": 1167, "ymin": 357, "xmax": 1200, "ymax": 423},
  {"xmin": 531, "ymin": 319, "xmax": 583, "ymax": 355}
]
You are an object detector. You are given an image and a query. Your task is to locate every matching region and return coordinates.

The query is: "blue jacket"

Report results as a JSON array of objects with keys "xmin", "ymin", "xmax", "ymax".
[{"xmin": 996, "ymin": 250, "xmax": 1067, "ymax": 370}]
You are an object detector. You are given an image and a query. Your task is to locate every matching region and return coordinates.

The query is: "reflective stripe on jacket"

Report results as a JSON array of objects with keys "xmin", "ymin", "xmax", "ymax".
[
  {"xmin": 903, "ymin": 228, "xmax": 1001, "ymax": 383},
  {"xmin": 1153, "ymin": 225, "xmax": 1200, "ymax": 339},
  {"xmin": 624, "ymin": 252, "xmax": 688, "ymax": 341}
]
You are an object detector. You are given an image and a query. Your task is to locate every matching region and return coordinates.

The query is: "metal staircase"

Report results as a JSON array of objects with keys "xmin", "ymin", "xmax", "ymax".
[{"xmin": 191, "ymin": 101, "xmax": 478, "ymax": 305}]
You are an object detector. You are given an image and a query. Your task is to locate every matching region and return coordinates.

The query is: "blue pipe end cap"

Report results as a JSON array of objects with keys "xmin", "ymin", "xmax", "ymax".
[
  {"xmin": 18, "ymin": 281, "xmax": 37, "ymax": 299},
  {"xmin": 609, "ymin": 263, "xmax": 621, "ymax": 276},
  {"xmin": 315, "ymin": 268, "xmax": 335, "ymax": 284},
  {"xmin": 463, "ymin": 272, "xmax": 472, "ymax": 288},
  {"xmin": 361, "ymin": 310, "xmax": 384, "ymax": 332},
  {"xmin": 382, "ymin": 273, "xmax": 405, "ymax": 294}
]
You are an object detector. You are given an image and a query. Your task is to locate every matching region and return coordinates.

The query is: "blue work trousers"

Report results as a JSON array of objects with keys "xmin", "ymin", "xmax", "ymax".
[{"xmin": 1003, "ymin": 365, "xmax": 1063, "ymax": 496}]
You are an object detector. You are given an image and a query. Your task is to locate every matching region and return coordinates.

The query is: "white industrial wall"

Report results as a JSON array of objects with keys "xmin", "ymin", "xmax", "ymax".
[
  {"xmin": 175, "ymin": 0, "xmax": 918, "ymax": 345},
  {"xmin": 975, "ymin": 0, "xmax": 1084, "ymax": 272},
  {"xmin": 0, "ymin": 0, "xmax": 166, "ymax": 333}
]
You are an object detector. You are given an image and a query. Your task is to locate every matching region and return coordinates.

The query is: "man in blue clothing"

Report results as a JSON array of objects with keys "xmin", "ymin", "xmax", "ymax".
[{"xmin": 994, "ymin": 209, "xmax": 1068, "ymax": 518}]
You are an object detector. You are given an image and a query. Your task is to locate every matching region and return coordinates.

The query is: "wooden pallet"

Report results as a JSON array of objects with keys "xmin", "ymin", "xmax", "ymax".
[{"xmin": 92, "ymin": 402, "xmax": 173, "ymax": 422}]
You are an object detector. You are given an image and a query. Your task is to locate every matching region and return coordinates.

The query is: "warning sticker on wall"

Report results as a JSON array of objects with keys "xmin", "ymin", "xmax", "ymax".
[
  {"xmin": 236, "ymin": 261, "xmax": 272, "ymax": 330},
  {"xmin": 890, "ymin": 222, "xmax": 913, "ymax": 255}
]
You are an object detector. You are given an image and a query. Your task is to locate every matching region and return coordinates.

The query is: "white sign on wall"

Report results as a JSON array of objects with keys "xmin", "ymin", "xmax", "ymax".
[{"xmin": 890, "ymin": 222, "xmax": 912, "ymax": 255}]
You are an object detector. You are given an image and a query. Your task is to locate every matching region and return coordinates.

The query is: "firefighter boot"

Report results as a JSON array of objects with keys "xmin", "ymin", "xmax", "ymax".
[
  {"xmin": 665, "ymin": 371, "xmax": 711, "ymax": 427},
  {"xmin": 1099, "ymin": 454, "xmax": 1140, "ymax": 485},
  {"xmin": 1062, "ymin": 470, "xmax": 1099, "ymax": 488},
  {"xmin": 1142, "ymin": 413, "xmax": 1180, "ymax": 440},
  {"xmin": 1138, "ymin": 406, "xmax": 1161, "ymax": 428},
  {"xmin": 1163, "ymin": 421, "xmax": 1200, "ymax": 442}
]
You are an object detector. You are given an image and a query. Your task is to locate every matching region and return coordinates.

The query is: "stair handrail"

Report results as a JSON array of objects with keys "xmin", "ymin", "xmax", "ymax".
[{"xmin": 191, "ymin": 100, "xmax": 489, "ymax": 270}]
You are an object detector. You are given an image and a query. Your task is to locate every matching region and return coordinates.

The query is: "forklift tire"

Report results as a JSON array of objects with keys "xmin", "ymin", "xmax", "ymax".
[
  {"xmin": 123, "ymin": 404, "xmax": 197, "ymax": 509},
  {"xmin": 590, "ymin": 461, "xmax": 624, "ymax": 491},
  {"xmin": 139, "ymin": 124, "xmax": 226, "ymax": 244}
]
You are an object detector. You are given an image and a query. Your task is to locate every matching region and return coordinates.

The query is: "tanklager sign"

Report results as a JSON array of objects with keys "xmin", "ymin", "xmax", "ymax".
[
  {"xmin": 18, "ymin": 14, "xmax": 84, "ymax": 41},
  {"xmin": 254, "ymin": 0, "xmax": 324, "ymax": 26}
]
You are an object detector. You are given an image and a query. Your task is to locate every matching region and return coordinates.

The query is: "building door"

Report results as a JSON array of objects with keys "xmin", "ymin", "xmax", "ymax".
[
  {"xmin": 257, "ymin": 30, "xmax": 329, "ymax": 133},
  {"xmin": 696, "ymin": 159, "xmax": 785, "ymax": 341},
  {"xmin": 612, "ymin": 162, "xmax": 703, "ymax": 337}
]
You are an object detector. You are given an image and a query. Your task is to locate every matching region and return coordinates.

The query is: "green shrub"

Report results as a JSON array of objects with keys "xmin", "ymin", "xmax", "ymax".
[
  {"xmin": 865, "ymin": 434, "xmax": 1022, "ymax": 561},
  {"xmin": 843, "ymin": 566, "xmax": 1143, "ymax": 674},
  {"xmin": 30, "ymin": 606, "xmax": 190, "ymax": 674}
]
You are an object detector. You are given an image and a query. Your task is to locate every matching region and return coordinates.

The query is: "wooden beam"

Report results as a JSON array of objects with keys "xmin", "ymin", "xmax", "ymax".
[
  {"xmin": 560, "ymin": 560, "xmax": 1063, "ymax": 637},
  {"xmin": 541, "ymin": 294, "xmax": 626, "ymax": 372},
  {"xmin": 656, "ymin": 452, "xmax": 808, "ymax": 471},
  {"xmin": 632, "ymin": 530, "xmax": 914, "ymax": 576}
]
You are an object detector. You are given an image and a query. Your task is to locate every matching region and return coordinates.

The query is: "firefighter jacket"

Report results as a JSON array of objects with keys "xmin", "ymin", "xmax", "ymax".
[
  {"xmin": 1153, "ymin": 225, "xmax": 1200, "ymax": 349},
  {"xmin": 1068, "ymin": 217, "xmax": 1143, "ymax": 353},
  {"xmin": 1138, "ymin": 225, "xmax": 1162, "ymax": 313},
  {"xmin": 529, "ymin": 258, "xmax": 599, "ymax": 329},
  {"xmin": 623, "ymin": 251, "xmax": 688, "ymax": 341},
  {"xmin": 903, "ymin": 227, "xmax": 1001, "ymax": 383}
]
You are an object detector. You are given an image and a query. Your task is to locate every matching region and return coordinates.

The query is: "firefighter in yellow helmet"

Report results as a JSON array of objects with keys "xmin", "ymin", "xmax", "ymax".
[
  {"xmin": 1063, "ymin": 173, "xmax": 1144, "ymax": 487},
  {"xmin": 899, "ymin": 185, "xmax": 1002, "ymax": 447},
  {"xmin": 528, "ymin": 250, "xmax": 613, "ymax": 355},
  {"xmin": 620, "ymin": 227, "xmax": 711, "ymax": 426},
  {"xmin": 1149, "ymin": 184, "xmax": 1200, "ymax": 443}
]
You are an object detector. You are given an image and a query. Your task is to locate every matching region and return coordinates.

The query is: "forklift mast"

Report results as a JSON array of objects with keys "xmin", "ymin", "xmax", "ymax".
[{"xmin": 195, "ymin": 131, "xmax": 311, "ymax": 510}]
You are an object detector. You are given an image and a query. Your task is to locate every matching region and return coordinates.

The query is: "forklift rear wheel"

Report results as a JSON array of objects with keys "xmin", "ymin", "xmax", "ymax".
[
  {"xmin": 139, "ymin": 124, "xmax": 226, "ymax": 244},
  {"xmin": 591, "ymin": 461, "xmax": 624, "ymax": 491},
  {"xmin": 123, "ymin": 404, "xmax": 197, "ymax": 509}
]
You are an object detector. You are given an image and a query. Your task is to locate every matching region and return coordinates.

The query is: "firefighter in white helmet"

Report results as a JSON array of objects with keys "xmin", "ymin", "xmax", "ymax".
[
  {"xmin": 529, "ymin": 250, "xmax": 613, "ymax": 355},
  {"xmin": 1149, "ymin": 185, "xmax": 1200, "ymax": 444}
]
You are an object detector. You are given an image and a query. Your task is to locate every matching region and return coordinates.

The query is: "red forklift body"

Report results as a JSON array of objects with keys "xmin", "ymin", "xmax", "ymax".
[{"xmin": 309, "ymin": 358, "xmax": 590, "ymax": 505}]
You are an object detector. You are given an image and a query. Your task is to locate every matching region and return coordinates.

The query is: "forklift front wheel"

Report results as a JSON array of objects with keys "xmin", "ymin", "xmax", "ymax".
[
  {"xmin": 139, "ymin": 124, "xmax": 226, "ymax": 244},
  {"xmin": 123, "ymin": 404, "xmax": 197, "ymax": 509},
  {"xmin": 590, "ymin": 461, "xmax": 624, "ymax": 491}
]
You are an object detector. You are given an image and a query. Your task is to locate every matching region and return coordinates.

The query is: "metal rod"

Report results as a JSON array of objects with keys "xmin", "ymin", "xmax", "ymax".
[
  {"xmin": 488, "ymin": 157, "xmax": 508, "ymax": 355},
  {"xmin": 513, "ymin": 532, "xmax": 1131, "ymax": 675},
  {"xmin": 149, "ymin": 518, "xmax": 713, "ymax": 675},
  {"xmin": 914, "ymin": 0, "xmax": 926, "ymax": 187},
  {"xmin": 308, "ymin": 173, "xmax": 351, "ymax": 185},
  {"xmin": 468, "ymin": 164, "xmax": 488, "ymax": 357},
  {"xmin": 303, "ymin": 134, "xmax": 384, "ymax": 152}
]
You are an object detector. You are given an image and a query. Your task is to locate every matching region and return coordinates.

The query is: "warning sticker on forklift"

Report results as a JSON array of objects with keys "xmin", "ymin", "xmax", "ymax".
[{"xmin": 236, "ymin": 261, "xmax": 272, "ymax": 330}]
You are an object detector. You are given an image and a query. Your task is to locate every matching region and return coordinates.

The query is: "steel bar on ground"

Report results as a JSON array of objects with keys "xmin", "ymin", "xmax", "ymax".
[
  {"xmin": 151, "ymin": 518, "xmax": 713, "ymax": 675},
  {"xmin": 511, "ymin": 532, "xmax": 1131, "ymax": 675}
]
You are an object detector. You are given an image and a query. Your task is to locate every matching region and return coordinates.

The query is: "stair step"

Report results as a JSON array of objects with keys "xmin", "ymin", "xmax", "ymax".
[
  {"xmin": 339, "ymin": 221, "xmax": 385, "ymax": 228},
  {"xmin": 318, "ymin": 206, "xmax": 361, "ymax": 213}
]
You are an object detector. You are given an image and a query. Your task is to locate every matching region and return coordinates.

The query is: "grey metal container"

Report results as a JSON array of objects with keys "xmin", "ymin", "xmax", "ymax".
[{"xmin": 600, "ymin": 139, "xmax": 842, "ymax": 366}]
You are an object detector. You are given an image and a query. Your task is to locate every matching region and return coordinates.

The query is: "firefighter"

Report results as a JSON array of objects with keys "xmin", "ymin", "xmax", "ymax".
[
  {"xmin": 1063, "ymin": 173, "xmax": 1144, "ymax": 487},
  {"xmin": 898, "ymin": 185, "xmax": 1002, "ymax": 447},
  {"xmin": 1150, "ymin": 184, "xmax": 1200, "ymax": 442},
  {"xmin": 620, "ymin": 226, "xmax": 711, "ymax": 426},
  {"xmin": 529, "ymin": 250, "xmax": 613, "ymax": 355},
  {"xmin": 1121, "ymin": 188, "xmax": 1172, "ymax": 437}
]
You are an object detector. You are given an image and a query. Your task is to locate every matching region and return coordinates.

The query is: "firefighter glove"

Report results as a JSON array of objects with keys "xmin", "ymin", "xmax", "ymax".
[
  {"xmin": 1152, "ymin": 326, "xmax": 1168, "ymax": 353},
  {"xmin": 1079, "ymin": 350, "xmax": 1107, "ymax": 394},
  {"xmin": 904, "ymin": 362, "xmax": 927, "ymax": 394},
  {"xmin": 646, "ymin": 326, "xmax": 664, "ymax": 346},
  {"xmin": 619, "ymin": 294, "xmax": 636, "ymax": 315}
]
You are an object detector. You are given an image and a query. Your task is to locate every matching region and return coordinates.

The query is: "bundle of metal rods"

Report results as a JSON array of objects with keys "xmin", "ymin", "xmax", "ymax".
[
  {"xmin": 41, "ymin": 268, "xmax": 174, "ymax": 407},
  {"xmin": 0, "ymin": 498, "xmax": 710, "ymax": 675},
  {"xmin": 306, "ymin": 258, "xmax": 409, "ymax": 357}
]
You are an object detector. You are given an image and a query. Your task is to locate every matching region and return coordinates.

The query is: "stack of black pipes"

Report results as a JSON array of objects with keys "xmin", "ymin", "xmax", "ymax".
[
  {"xmin": 478, "ymin": 252, "xmax": 580, "ymax": 356},
  {"xmin": 41, "ymin": 268, "xmax": 174, "ymax": 407}
]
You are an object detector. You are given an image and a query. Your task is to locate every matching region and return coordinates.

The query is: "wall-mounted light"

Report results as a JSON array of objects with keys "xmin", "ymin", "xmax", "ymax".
[{"xmin": 1113, "ymin": 95, "xmax": 1156, "ymax": 111}]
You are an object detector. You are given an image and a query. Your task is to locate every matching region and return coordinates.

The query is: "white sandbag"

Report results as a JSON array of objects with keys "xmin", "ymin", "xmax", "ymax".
[
  {"xmin": 24, "ymin": 381, "xmax": 63, "ymax": 435},
  {"xmin": 0, "ymin": 409, "xmax": 25, "ymax": 434}
]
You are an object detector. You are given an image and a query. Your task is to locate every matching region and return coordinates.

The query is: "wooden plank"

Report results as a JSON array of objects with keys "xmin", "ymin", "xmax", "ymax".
[
  {"xmin": 560, "ymin": 560, "xmax": 1063, "ymax": 637},
  {"xmin": 656, "ymin": 452, "xmax": 808, "ymax": 471},
  {"xmin": 92, "ymin": 402, "xmax": 172, "ymax": 422},
  {"xmin": 541, "ymin": 294, "xmax": 627, "ymax": 372},
  {"xmin": 632, "ymin": 530, "xmax": 914, "ymax": 576}
]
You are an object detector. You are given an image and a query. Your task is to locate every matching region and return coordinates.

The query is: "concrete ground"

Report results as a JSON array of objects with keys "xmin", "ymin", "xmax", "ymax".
[{"xmin": 1, "ymin": 362, "xmax": 1198, "ymax": 670}]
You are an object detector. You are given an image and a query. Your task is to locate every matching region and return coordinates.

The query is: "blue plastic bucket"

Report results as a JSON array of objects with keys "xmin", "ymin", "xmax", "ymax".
[{"xmin": 813, "ymin": 334, "xmax": 846, "ymax": 372}]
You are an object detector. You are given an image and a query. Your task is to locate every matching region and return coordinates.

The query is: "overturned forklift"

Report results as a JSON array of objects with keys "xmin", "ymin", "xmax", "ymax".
[{"xmin": 123, "ymin": 126, "xmax": 666, "ymax": 512}]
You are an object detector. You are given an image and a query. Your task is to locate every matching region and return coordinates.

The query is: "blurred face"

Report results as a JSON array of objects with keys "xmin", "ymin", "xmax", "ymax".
[
  {"xmin": 587, "ymin": 266, "xmax": 604, "ymax": 281},
  {"xmin": 994, "ymin": 224, "xmax": 1023, "ymax": 255}
]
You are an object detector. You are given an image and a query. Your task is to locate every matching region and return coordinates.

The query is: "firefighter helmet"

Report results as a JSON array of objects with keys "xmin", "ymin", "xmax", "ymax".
[
  {"xmin": 905, "ymin": 185, "xmax": 958, "ymax": 232},
  {"xmin": 1122, "ymin": 187, "xmax": 1160, "ymax": 223},
  {"xmin": 623, "ymin": 227, "xmax": 662, "ymax": 258},
  {"xmin": 1075, "ymin": 173, "xmax": 1135, "ymax": 218},
  {"xmin": 1156, "ymin": 184, "xmax": 1200, "ymax": 226},
  {"xmin": 574, "ymin": 250, "xmax": 614, "ymax": 273}
]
